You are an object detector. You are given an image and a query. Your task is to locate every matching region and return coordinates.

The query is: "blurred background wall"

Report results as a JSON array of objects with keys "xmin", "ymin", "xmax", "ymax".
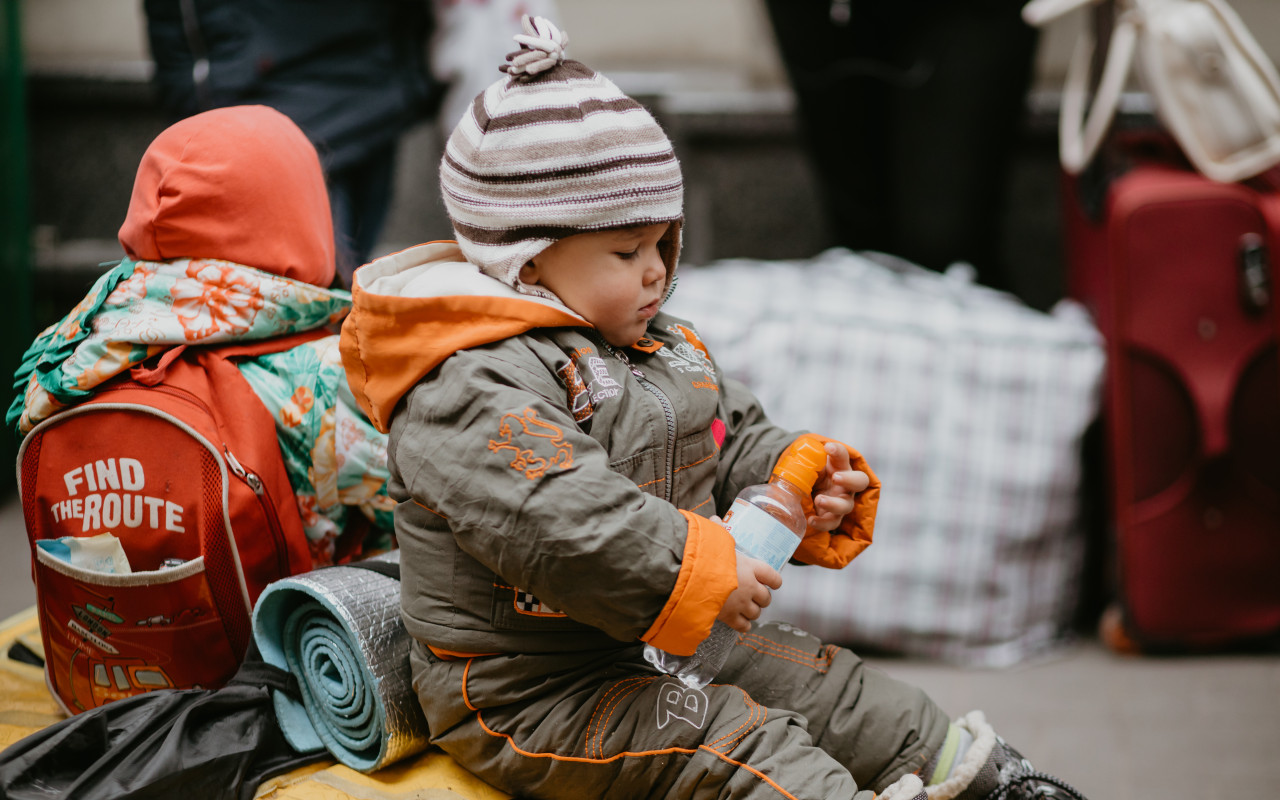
[
  {"xmin": 14, "ymin": 0, "xmax": 1280, "ymax": 330},
  {"xmin": 23, "ymin": 0, "xmax": 1280, "ymax": 102}
]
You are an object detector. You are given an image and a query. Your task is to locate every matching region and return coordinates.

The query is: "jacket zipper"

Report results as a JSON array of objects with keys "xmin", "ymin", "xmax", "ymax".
[
  {"xmin": 596, "ymin": 334, "xmax": 678, "ymax": 503},
  {"xmin": 223, "ymin": 445, "xmax": 291, "ymax": 579}
]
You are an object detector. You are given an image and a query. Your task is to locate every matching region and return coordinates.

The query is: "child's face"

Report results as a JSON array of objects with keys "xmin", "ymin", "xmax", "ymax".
[{"xmin": 520, "ymin": 223, "xmax": 671, "ymax": 347}]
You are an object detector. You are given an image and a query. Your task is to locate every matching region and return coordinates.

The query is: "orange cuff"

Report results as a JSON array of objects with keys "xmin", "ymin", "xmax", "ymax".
[
  {"xmin": 783, "ymin": 433, "xmax": 879, "ymax": 570},
  {"xmin": 641, "ymin": 510, "xmax": 738, "ymax": 656}
]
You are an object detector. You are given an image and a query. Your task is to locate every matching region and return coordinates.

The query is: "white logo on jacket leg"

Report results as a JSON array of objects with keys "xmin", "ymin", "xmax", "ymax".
[{"xmin": 655, "ymin": 680, "xmax": 708, "ymax": 730}]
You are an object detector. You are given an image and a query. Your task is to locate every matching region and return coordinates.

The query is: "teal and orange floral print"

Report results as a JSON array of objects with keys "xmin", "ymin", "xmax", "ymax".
[
  {"xmin": 10, "ymin": 257, "xmax": 351, "ymax": 434},
  {"xmin": 239, "ymin": 336, "xmax": 397, "ymax": 562},
  {"xmin": 9, "ymin": 257, "xmax": 394, "ymax": 564}
]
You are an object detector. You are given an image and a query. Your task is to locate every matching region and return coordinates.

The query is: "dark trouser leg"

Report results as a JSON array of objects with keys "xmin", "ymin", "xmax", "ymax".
[
  {"xmin": 762, "ymin": 0, "xmax": 1038, "ymax": 291},
  {"xmin": 327, "ymin": 141, "xmax": 398, "ymax": 288}
]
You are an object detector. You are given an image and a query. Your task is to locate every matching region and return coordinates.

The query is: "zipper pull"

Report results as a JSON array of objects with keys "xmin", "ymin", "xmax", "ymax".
[
  {"xmin": 618, "ymin": 354, "xmax": 645, "ymax": 379},
  {"xmin": 602, "ymin": 338, "xmax": 646, "ymax": 379},
  {"xmin": 224, "ymin": 446, "xmax": 265, "ymax": 495}
]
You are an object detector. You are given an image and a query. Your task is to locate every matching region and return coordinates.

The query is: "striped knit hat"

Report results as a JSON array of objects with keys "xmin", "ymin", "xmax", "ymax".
[{"xmin": 440, "ymin": 16, "xmax": 684, "ymax": 297}]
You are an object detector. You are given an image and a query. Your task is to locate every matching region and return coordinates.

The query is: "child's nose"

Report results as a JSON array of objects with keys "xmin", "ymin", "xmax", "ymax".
[{"xmin": 643, "ymin": 251, "xmax": 666, "ymax": 285}]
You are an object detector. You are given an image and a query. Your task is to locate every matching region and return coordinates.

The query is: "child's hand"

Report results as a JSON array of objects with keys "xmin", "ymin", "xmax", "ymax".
[
  {"xmin": 717, "ymin": 551, "xmax": 782, "ymax": 633},
  {"xmin": 808, "ymin": 442, "xmax": 870, "ymax": 532}
]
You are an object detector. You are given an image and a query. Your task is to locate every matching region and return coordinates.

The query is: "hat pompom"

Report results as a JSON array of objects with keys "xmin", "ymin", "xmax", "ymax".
[{"xmin": 502, "ymin": 16, "xmax": 569, "ymax": 81}]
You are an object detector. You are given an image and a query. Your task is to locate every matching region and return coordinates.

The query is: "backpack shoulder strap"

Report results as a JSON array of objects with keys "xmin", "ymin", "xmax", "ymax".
[{"xmin": 210, "ymin": 329, "xmax": 330, "ymax": 360}]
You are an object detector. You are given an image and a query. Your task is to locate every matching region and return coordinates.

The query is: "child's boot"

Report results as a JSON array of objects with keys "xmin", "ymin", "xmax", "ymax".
[
  {"xmin": 920, "ymin": 711, "xmax": 1090, "ymax": 800},
  {"xmin": 878, "ymin": 773, "xmax": 927, "ymax": 800}
]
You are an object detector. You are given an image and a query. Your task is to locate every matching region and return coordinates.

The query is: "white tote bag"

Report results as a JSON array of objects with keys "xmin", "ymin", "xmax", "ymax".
[{"xmin": 1023, "ymin": 0, "xmax": 1280, "ymax": 182}]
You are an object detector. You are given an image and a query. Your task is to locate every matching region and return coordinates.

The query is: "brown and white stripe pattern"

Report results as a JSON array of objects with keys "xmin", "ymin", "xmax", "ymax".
[{"xmin": 439, "ymin": 18, "xmax": 683, "ymax": 295}]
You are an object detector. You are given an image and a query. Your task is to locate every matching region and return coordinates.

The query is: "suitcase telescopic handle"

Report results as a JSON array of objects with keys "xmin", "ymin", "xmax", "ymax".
[{"xmin": 1238, "ymin": 233, "xmax": 1271, "ymax": 314}]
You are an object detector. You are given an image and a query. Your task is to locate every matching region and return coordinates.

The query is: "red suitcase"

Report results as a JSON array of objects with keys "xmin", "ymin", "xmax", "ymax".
[{"xmin": 1063, "ymin": 140, "xmax": 1280, "ymax": 652}]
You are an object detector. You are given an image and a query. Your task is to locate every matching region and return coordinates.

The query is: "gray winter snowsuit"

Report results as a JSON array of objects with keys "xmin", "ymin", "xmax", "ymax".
[{"xmin": 339, "ymin": 242, "xmax": 949, "ymax": 799}]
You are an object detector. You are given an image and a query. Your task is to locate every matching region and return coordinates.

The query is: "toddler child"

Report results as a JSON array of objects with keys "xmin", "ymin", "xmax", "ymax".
[{"xmin": 339, "ymin": 17, "xmax": 1088, "ymax": 800}]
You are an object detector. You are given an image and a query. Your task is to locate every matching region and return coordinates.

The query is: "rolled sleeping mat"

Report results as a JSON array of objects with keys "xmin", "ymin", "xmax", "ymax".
[{"xmin": 251, "ymin": 550, "xmax": 430, "ymax": 772}]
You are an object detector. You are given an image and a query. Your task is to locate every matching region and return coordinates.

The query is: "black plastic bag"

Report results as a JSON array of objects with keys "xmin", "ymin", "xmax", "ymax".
[{"xmin": 0, "ymin": 646, "xmax": 327, "ymax": 800}]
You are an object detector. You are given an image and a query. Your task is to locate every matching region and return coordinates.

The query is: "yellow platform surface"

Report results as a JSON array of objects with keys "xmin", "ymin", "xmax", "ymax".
[{"xmin": 0, "ymin": 607, "xmax": 510, "ymax": 800}]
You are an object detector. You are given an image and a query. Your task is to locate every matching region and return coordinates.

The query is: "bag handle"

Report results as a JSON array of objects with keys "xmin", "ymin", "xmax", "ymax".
[
  {"xmin": 1138, "ymin": 0, "xmax": 1280, "ymax": 182},
  {"xmin": 1022, "ymin": 0, "xmax": 1099, "ymax": 26},
  {"xmin": 1025, "ymin": 0, "xmax": 1137, "ymax": 173},
  {"xmin": 1058, "ymin": 9, "xmax": 1138, "ymax": 174}
]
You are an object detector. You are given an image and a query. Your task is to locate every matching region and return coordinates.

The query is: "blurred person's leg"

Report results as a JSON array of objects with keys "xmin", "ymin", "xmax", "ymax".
[
  {"xmin": 329, "ymin": 141, "xmax": 398, "ymax": 287},
  {"xmin": 763, "ymin": 0, "xmax": 1038, "ymax": 291}
]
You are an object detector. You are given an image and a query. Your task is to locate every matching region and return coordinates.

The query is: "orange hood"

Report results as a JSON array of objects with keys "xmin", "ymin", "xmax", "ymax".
[
  {"xmin": 339, "ymin": 242, "xmax": 588, "ymax": 433},
  {"xmin": 118, "ymin": 105, "xmax": 335, "ymax": 287}
]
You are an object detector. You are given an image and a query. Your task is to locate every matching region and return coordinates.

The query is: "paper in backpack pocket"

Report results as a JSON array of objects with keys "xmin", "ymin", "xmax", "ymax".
[{"xmin": 37, "ymin": 533, "xmax": 132, "ymax": 575}]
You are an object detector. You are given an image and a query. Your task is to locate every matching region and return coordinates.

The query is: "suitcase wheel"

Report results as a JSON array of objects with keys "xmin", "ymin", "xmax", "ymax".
[{"xmin": 1099, "ymin": 603, "xmax": 1142, "ymax": 656}]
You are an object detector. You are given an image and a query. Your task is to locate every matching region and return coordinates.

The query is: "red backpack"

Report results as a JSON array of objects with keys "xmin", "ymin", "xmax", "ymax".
[{"xmin": 17, "ymin": 337, "xmax": 317, "ymax": 714}]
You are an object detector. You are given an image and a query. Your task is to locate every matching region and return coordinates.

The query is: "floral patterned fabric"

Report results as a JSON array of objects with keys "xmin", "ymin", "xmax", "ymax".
[
  {"xmin": 9, "ymin": 257, "xmax": 395, "ymax": 563},
  {"xmin": 238, "ymin": 338, "xmax": 396, "ymax": 562}
]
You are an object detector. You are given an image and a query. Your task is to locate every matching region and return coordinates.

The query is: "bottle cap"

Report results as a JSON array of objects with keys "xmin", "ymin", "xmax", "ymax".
[{"xmin": 772, "ymin": 438, "xmax": 827, "ymax": 493}]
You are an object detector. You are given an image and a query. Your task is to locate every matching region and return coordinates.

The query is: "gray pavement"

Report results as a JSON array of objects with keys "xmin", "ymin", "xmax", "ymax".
[{"xmin": 0, "ymin": 489, "xmax": 1276, "ymax": 798}]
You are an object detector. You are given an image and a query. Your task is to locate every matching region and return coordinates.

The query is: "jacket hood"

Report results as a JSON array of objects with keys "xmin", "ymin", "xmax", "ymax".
[
  {"xmin": 339, "ymin": 241, "xmax": 587, "ymax": 432},
  {"xmin": 118, "ymin": 105, "xmax": 335, "ymax": 287}
]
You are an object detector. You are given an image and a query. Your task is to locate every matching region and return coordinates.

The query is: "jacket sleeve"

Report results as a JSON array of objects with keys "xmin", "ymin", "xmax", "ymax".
[
  {"xmin": 711, "ymin": 374, "xmax": 797, "ymax": 514},
  {"xmin": 778, "ymin": 433, "xmax": 878, "ymax": 570},
  {"xmin": 392, "ymin": 348, "xmax": 738, "ymax": 656},
  {"xmin": 712, "ymin": 379, "xmax": 879, "ymax": 571}
]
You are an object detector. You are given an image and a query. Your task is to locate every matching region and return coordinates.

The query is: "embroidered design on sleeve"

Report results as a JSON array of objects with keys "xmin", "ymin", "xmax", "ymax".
[
  {"xmin": 556, "ymin": 360, "xmax": 594, "ymax": 423},
  {"xmin": 488, "ymin": 408, "xmax": 574, "ymax": 479}
]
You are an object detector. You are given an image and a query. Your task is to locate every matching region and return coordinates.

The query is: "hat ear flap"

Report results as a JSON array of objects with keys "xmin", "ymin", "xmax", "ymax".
[
  {"xmin": 659, "ymin": 219, "xmax": 683, "ymax": 276},
  {"xmin": 518, "ymin": 259, "xmax": 542, "ymax": 286}
]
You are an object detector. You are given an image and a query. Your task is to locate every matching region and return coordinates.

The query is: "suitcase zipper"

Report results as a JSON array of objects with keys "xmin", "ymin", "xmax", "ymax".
[{"xmin": 223, "ymin": 446, "xmax": 291, "ymax": 579}]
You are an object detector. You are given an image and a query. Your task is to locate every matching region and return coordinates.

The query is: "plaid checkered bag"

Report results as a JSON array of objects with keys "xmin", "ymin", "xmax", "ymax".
[{"xmin": 665, "ymin": 249, "xmax": 1105, "ymax": 666}]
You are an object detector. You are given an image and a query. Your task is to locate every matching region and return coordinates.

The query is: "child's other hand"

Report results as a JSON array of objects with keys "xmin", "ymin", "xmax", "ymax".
[
  {"xmin": 717, "ymin": 552, "xmax": 781, "ymax": 633},
  {"xmin": 808, "ymin": 442, "xmax": 870, "ymax": 532}
]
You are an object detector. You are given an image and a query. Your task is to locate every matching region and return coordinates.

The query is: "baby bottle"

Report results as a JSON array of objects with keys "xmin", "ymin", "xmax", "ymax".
[{"xmin": 643, "ymin": 438, "xmax": 828, "ymax": 688}]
